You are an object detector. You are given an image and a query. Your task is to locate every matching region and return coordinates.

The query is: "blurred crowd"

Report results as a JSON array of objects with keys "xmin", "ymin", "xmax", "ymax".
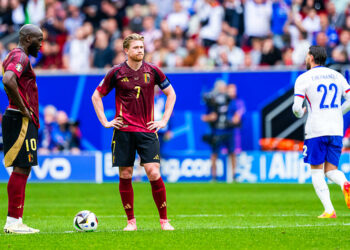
[
  {"xmin": 38, "ymin": 105, "xmax": 81, "ymax": 154},
  {"xmin": 0, "ymin": 0, "xmax": 349, "ymax": 71}
]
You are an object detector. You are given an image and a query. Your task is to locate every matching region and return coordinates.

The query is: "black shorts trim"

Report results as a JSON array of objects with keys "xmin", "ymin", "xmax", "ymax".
[
  {"xmin": 2, "ymin": 110, "xmax": 38, "ymax": 167},
  {"xmin": 111, "ymin": 130, "xmax": 160, "ymax": 167}
]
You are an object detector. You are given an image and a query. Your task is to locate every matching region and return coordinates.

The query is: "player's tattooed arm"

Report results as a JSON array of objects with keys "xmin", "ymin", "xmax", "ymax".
[
  {"xmin": 92, "ymin": 90, "xmax": 123, "ymax": 129},
  {"xmin": 2, "ymin": 70, "xmax": 32, "ymax": 120},
  {"xmin": 147, "ymin": 85, "xmax": 176, "ymax": 132}
]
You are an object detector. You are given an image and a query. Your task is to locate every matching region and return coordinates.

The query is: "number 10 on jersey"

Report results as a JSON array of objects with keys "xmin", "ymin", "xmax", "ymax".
[{"xmin": 25, "ymin": 138, "xmax": 37, "ymax": 151}]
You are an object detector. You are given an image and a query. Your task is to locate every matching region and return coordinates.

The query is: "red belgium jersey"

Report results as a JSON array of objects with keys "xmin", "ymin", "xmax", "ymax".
[
  {"xmin": 96, "ymin": 61, "xmax": 171, "ymax": 132},
  {"xmin": 2, "ymin": 48, "xmax": 39, "ymax": 128}
]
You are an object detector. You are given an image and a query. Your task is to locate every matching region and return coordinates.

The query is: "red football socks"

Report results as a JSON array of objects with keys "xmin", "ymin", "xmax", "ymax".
[
  {"xmin": 119, "ymin": 178, "xmax": 134, "ymax": 220},
  {"xmin": 7, "ymin": 172, "xmax": 28, "ymax": 219},
  {"xmin": 20, "ymin": 173, "xmax": 28, "ymax": 218},
  {"xmin": 150, "ymin": 177, "xmax": 167, "ymax": 220}
]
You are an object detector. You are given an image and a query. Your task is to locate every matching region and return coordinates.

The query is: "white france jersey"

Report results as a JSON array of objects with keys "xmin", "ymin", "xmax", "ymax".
[{"xmin": 293, "ymin": 66, "xmax": 350, "ymax": 139}]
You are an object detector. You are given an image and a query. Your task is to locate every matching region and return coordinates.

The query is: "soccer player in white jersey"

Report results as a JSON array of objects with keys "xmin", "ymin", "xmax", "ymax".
[{"xmin": 293, "ymin": 45, "xmax": 350, "ymax": 218}]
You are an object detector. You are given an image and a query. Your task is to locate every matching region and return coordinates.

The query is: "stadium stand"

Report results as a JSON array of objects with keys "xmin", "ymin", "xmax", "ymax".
[{"xmin": 0, "ymin": 0, "xmax": 348, "ymax": 71}]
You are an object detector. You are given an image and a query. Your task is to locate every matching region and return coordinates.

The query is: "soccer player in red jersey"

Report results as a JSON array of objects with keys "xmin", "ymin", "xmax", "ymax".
[
  {"xmin": 2, "ymin": 24, "xmax": 43, "ymax": 234},
  {"xmin": 92, "ymin": 33, "xmax": 176, "ymax": 231}
]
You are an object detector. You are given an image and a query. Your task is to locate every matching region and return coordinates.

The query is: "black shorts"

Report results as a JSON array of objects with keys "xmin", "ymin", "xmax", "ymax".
[
  {"xmin": 112, "ymin": 130, "xmax": 160, "ymax": 167},
  {"xmin": 2, "ymin": 110, "xmax": 38, "ymax": 168}
]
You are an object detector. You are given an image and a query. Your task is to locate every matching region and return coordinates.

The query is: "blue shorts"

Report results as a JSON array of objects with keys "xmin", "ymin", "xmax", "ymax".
[
  {"xmin": 303, "ymin": 136, "xmax": 342, "ymax": 166},
  {"xmin": 211, "ymin": 132, "xmax": 234, "ymax": 154}
]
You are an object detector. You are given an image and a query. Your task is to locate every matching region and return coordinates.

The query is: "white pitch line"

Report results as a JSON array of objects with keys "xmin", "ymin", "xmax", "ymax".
[
  {"xmin": 23, "ymin": 214, "xmax": 316, "ymax": 219},
  {"xmin": 2, "ymin": 223, "xmax": 349, "ymax": 235},
  {"xmin": 193, "ymin": 223, "xmax": 350, "ymax": 230},
  {"xmin": 173, "ymin": 214, "xmax": 312, "ymax": 218}
]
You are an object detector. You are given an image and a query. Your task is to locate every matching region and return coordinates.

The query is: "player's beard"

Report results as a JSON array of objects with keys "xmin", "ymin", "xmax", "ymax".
[
  {"xmin": 306, "ymin": 62, "xmax": 311, "ymax": 70},
  {"xmin": 28, "ymin": 43, "xmax": 39, "ymax": 57},
  {"xmin": 129, "ymin": 53, "xmax": 144, "ymax": 62}
]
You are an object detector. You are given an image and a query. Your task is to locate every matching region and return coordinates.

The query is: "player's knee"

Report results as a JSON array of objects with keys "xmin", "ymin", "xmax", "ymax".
[
  {"xmin": 119, "ymin": 168, "xmax": 133, "ymax": 179},
  {"xmin": 120, "ymin": 172, "xmax": 132, "ymax": 179},
  {"xmin": 13, "ymin": 166, "xmax": 31, "ymax": 175},
  {"xmin": 324, "ymin": 161, "xmax": 338, "ymax": 172},
  {"xmin": 147, "ymin": 169, "xmax": 160, "ymax": 181}
]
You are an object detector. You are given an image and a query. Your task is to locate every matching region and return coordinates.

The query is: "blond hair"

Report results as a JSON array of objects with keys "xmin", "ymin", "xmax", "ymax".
[{"xmin": 123, "ymin": 33, "xmax": 144, "ymax": 49}]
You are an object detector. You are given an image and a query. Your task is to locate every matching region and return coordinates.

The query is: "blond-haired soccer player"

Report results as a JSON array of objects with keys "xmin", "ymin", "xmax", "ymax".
[
  {"xmin": 92, "ymin": 34, "xmax": 176, "ymax": 230},
  {"xmin": 293, "ymin": 45, "xmax": 350, "ymax": 218}
]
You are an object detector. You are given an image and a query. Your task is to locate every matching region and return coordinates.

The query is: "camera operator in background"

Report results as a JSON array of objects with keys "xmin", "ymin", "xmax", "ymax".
[
  {"xmin": 227, "ymin": 83, "xmax": 245, "ymax": 179},
  {"xmin": 201, "ymin": 80, "xmax": 245, "ymax": 181}
]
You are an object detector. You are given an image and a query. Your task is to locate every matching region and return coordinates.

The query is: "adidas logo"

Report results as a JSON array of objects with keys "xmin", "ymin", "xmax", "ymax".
[
  {"xmin": 160, "ymin": 201, "xmax": 166, "ymax": 209},
  {"xmin": 153, "ymin": 154, "xmax": 160, "ymax": 160},
  {"xmin": 121, "ymin": 77, "xmax": 129, "ymax": 82},
  {"xmin": 124, "ymin": 203, "xmax": 132, "ymax": 209}
]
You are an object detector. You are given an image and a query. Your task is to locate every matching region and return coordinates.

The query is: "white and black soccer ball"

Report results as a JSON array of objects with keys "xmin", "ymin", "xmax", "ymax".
[{"xmin": 73, "ymin": 210, "xmax": 98, "ymax": 232}]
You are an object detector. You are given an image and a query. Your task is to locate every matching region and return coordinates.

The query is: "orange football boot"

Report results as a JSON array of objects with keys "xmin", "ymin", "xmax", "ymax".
[
  {"xmin": 318, "ymin": 211, "xmax": 336, "ymax": 218},
  {"xmin": 343, "ymin": 181, "xmax": 350, "ymax": 209}
]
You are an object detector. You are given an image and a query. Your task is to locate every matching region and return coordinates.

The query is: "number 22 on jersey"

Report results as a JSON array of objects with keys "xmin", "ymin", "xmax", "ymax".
[{"xmin": 317, "ymin": 83, "xmax": 338, "ymax": 109}]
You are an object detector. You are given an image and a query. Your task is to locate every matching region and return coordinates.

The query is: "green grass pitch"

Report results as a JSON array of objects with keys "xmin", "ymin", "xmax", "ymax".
[{"xmin": 0, "ymin": 182, "xmax": 350, "ymax": 249}]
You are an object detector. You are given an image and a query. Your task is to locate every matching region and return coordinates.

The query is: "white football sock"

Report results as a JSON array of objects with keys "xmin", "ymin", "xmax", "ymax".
[
  {"xmin": 311, "ymin": 169, "xmax": 334, "ymax": 213},
  {"xmin": 5, "ymin": 216, "xmax": 20, "ymax": 226},
  {"xmin": 326, "ymin": 170, "xmax": 348, "ymax": 190}
]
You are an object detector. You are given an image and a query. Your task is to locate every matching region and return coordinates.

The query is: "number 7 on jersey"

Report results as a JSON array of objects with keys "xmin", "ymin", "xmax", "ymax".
[{"xmin": 134, "ymin": 86, "xmax": 141, "ymax": 99}]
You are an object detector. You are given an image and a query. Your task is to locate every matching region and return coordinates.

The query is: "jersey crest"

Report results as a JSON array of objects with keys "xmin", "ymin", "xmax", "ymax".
[{"xmin": 144, "ymin": 73, "xmax": 150, "ymax": 83}]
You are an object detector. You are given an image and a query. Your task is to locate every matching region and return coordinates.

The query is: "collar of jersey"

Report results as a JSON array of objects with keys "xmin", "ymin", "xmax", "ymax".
[{"xmin": 125, "ymin": 60, "xmax": 144, "ymax": 72}]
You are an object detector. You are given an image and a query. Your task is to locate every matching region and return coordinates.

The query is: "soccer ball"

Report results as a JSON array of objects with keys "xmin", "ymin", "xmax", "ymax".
[{"xmin": 73, "ymin": 210, "xmax": 98, "ymax": 232}]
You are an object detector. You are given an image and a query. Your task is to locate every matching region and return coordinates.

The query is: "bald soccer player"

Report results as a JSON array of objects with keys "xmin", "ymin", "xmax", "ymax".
[{"xmin": 2, "ymin": 24, "xmax": 43, "ymax": 234}]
